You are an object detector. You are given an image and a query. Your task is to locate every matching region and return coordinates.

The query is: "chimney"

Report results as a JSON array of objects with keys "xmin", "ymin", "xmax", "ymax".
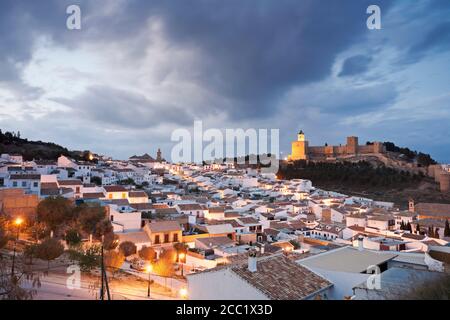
[
  {"xmin": 248, "ymin": 256, "xmax": 257, "ymax": 272},
  {"xmin": 248, "ymin": 249, "xmax": 258, "ymax": 272},
  {"xmin": 358, "ymin": 236, "xmax": 364, "ymax": 251}
]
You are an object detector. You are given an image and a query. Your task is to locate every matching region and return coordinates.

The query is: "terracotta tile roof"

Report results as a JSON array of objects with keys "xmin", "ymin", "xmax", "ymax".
[
  {"xmin": 128, "ymin": 191, "xmax": 148, "ymax": 198},
  {"xmin": 154, "ymin": 207, "xmax": 179, "ymax": 215},
  {"xmin": 41, "ymin": 182, "xmax": 58, "ymax": 189},
  {"xmin": 237, "ymin": 217, "xmax": 260, "ymax": 225},
  {"xmin": 231, "ymin": 254, "xmax": 332, "ymax": 300},
  {"xmin": 129, "ymin": 203, "xmax": 153, "ymax": 211},
  {"xmin": 82, "ymin": 192, "xmax": 105, "ymax": 199},
  {"xmin": 196, "ymin": 236, "xmax": 235, "ymax": 248},
  {"xmin": 415, "ymin": 203, "xmax": 450, "ymax": 218},
  {"xmin": 263, "ymin": 228, "xmax": 280, "ymax": 237},
  {"xmin": 104, "ymin": 185, "xmax": 127, "ymax": 192},
  {"xmin": 224, "ymin": 212, "xmax": 240, "ymax": 218},
  {"xmin": 58, "ymin": 179, "xmax": 82, "ymax": 186},
  {"xmin": 147, "ymin": 220, "xmax": 182, "ymax": 233},
  {"xmin": 208, "ymin": 206, "xmax": 226, "ymax": 213},
  {"xmin": 10, "ymin": 174, "xmax": 40, "ymax": 180},
  {"xmin": 151, "ymin": 204, "xmax": 169, "ymax": 209},
  {"xmin": 401, "ymin": 233, "xmax": 425, "ymax": 240},
  {"xmin": 177, "ymin": 203, "xmax": 204, "ymax": 211},
  {"xmin": 207, "ymin": 219, "xmax": 244, "ymax": 228},
  {"xmin": 40, "ymin": 188, "xmax": 61, "ymax": 196}
]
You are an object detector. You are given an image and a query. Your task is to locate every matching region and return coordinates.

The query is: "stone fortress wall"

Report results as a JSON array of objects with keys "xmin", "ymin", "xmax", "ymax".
[
  {"xmin": 289, "ymin": 132, "xmax": 386, "ymax": 161},
  {"xmin": 428, "ymin": 164, "xmax": 450, "ymax": 193}
]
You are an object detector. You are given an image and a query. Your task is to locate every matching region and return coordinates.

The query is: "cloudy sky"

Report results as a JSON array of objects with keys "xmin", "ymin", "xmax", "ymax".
[{"xmin": 1, "ymin": 0, "xmax": 450, "ymax": 162}]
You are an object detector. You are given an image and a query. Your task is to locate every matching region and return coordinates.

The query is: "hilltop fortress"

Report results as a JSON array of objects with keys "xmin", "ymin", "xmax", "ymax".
[{"xmin": 288, "ymin": 131, "xmax": 386, "ymax": 161}]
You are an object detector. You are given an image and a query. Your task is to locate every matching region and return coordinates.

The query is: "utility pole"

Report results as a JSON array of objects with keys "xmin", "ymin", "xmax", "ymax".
[
  {"xmin": 11, "ymin": 218, "xmax": 23, "ymax": 278},
  {"xmin": 99, "ymin": 236, "xmax": 111, "ymax": 300}
]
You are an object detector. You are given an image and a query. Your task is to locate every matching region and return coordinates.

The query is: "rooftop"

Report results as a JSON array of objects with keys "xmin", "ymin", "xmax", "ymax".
[
  {"xmin": 231, "ymin": 254, "xmax": 332, "ymax": 300},
  {"xmin": 298, "ymin": 246, "xmax": 398, "ymax": 273}
]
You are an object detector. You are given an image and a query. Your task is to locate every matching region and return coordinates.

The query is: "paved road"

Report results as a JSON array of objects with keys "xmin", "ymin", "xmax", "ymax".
[{"xmin": 24, "ymin": 272, "xmax": 177, "ymax": 300}]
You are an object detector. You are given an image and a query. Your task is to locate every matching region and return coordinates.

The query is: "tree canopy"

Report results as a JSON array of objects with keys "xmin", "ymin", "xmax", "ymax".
[{"xmin": 37, "ymin": 197, "xmax": 73, "ymax": 230}]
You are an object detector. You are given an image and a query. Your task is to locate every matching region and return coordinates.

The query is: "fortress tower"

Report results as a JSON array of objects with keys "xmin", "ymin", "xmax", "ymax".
[
  {"xmin": 346, "ymin": 136, "xmax": 358, "ymax": 155},
  {"xmin": 287, "ymin": 130, "xmax": 386, "ymax": 162},
  {"xmin": 288, "ymin": 130, "xmax": 309, "ymax": 161}
]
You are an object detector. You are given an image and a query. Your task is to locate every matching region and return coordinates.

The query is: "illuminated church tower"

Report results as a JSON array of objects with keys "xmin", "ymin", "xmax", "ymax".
[
  {"xmin": 288, "ymin": 130, "xmax": 309, "ymax": 161},
  {"xmin": 156, "ymin": 148, "xmax": 162, "ymax": 162}
]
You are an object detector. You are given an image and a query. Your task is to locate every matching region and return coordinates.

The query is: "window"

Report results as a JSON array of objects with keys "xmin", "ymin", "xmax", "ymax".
[
  {"xmin": 13, "ymin": 181, "xmax": 17, "ymax": 187},
  {"xmin": 110, "ymin": 215, "xmax": 114, "ymax": 221},
  {"xmin": 76, "ymin": 187, "xmax": 80, "ymax": 193},
  {"xmin": 122, "ymin": 193, "xmax": 126, "ymax": 199},
  {"xmin": 173, "ymin": 233, "xmax": 179, "ymax": 242},
  {"xmin": 108, "ymin": 194, "xmax": 113, "ymax": 199},
  {"xmin": 155, "ymin": 235, "xmax": 160, "ymax": 244},
  {"xmin": 164, "ymin": 233, "xmax": 170, "ymax": 243},
  {"xmin": 22, "ymin": 181, "xmax": 26, "ymax": 187},
  {"xmin": 33, "ymin": 182, "xmax": 38, "ymax": 188}
]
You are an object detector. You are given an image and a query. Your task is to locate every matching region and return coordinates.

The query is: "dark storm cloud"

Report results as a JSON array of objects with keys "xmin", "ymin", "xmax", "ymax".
[
  {"xmin": 338, "ymin": 55, "xmax": 373, "ymax": 77},
  {"xmin": 0, "ymin": 0, "xmax": 394, "ymax": 121},
  {"xmin": 143, "ymin": 0, "xmax": 394, "ymax": 119},
  {"xmin": 55, "ymin": 85, "xmax": 194, "ymax": 128},
  {"xmin": 0, "ymin": 0, "xmax": 449, "ymax": 161}
]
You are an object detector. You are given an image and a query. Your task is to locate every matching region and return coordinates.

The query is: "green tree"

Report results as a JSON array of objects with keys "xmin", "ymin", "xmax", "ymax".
[
  {"xmin": 35, "ymin": 238, "xmax": 65, "ymax": 270},
  {"xmin": 119, "ymin": 241, "xmax": 137, "ymax": 257},
  {"xmin": 65, "ymin": 229, "xmax": 82, "ymax": 247},
  {"xmin": 23, "ymin": 243, "xmax": 39, "ymax": 265},
  {"xmin": 73, "ymin": 245, "xmax": 101, "ymax": 272},
  {"xmin": 104, "ymin": 250, "xmax": 125, "ymax": 278},
  {"xmin": 75, "ymin": 204, "xmax": 107, "ymax": 236},
  {"xmin": 153, "ymin": 250, "xmax": 175, "ymax": 288},
  {"xmin": 103, "ymin": 232, "xmax": 119, "ymax": 251},
  {"xmin": 91, "ymin": 176, "xmax": 102, "ymax": 186},
  {"xmin": 444, "ymin": 220, "xmax": 450, "ymax": 237},
  {"xmin": 406, "ymin": 222, "xmax": 412, "ymax": 232},
  {"xmin": 37, "ymin": 197, "xmax": 73, "ymax": 230},
  {"xmin": 28, "ymin": 222, "xmax": 50, "ymax": 242},
  {"xmin": 0, "ymin": 219, "xmax": 8, "ymax": 249},
  {"xmin": 139, "ymin": 246, "xmax": 156, "ymax": 262}
]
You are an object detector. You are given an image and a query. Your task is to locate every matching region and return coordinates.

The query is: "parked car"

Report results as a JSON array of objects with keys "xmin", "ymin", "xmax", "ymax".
[{"xmin": 130, "ymin": 257, "xmax": 145, "ymax": 271}]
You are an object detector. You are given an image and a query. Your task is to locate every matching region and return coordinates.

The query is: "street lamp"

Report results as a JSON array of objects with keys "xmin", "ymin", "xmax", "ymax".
[
  {"xmin": 11, "ymin": 217, "xmax": 24, "ymax": 277},
  {"xmin": 178, "ymin": 252, "xmax": 186, "ymax": 277},
  {"xmin": 145, "ymin": 264, "xmax": 153, "ymax": 298},
  {"xmin": 179, "ymin": 287, "xmax": 188, "ymax": 300}
]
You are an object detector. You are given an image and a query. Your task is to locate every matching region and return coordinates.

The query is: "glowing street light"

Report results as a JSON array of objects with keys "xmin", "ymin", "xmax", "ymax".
[
  {"xmin": 179, "ymin": 287, "xmax": 188, "ymax": 299},
  {"xmin": 11, "ymin": 217, "xmax": 24, "ymax": 277},
  {"xmin": 145, "ymin": 264, "xmax": 153, "ymax": 298},
  {"xmin": 14, "ymin": 217, "xmax": 23, "ymax": 226},
  {"xmin": 178, "ymin": 252, "xmax": 186, "ymax": 277}
]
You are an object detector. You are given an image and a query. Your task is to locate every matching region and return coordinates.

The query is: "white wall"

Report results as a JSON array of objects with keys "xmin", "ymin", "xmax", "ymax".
[
  {"xmin": 187, "ymin": 268, "xmax": 268, "ymax": 300},
  {"xmin": 304, "ymin": 267, "xmax": 369, "ymax": 300}
]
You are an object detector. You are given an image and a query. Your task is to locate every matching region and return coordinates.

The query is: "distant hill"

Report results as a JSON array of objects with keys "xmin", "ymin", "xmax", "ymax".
[
  {"xmin": 380, "ymin": 141, "xmax": 436, "ymax": 167},
  {"xmin": 0, "ymin": 129, "xmax": 85, "ymax": 161}
]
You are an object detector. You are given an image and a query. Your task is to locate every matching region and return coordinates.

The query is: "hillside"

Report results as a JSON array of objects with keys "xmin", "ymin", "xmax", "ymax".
[
  {"xmin": 278, "ymin": 160, "xmax": 450, "ymax": 208},
  {"xmin": 0, "ymin": 130, "xmax": 84, "ymax": 161}
]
